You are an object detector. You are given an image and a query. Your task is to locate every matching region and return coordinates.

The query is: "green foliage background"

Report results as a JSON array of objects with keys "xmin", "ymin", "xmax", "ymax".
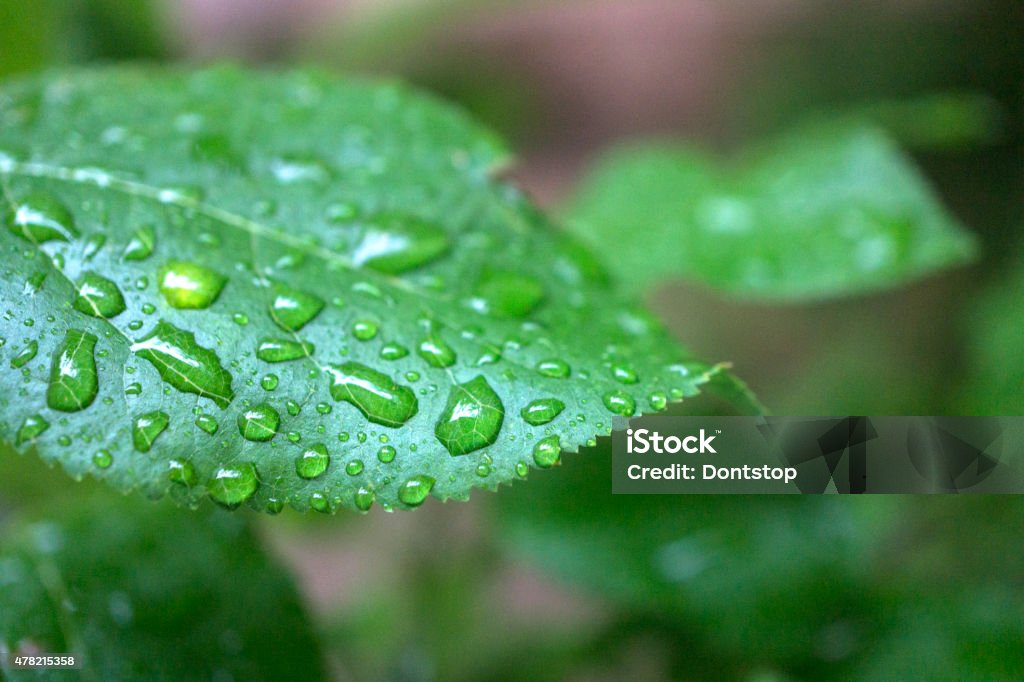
[{"xmin": 0, "ymin": 1, "xmax": 1021, "ymax": 680}]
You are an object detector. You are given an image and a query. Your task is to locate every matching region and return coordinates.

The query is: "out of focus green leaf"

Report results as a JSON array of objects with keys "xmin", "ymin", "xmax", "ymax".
[
  {"xmin": 0, "ymin": 497, "xmax": 325, "ymax": 680},
  {"xmin": 565, "ymin": 126, "xmax": 977, "ymax": 300},
  {"xmin": 494, "ymin": 440, "xmax": 1024, "ymax": 677}
]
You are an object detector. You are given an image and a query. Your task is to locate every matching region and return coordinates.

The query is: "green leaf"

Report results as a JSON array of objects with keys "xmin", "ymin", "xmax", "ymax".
[
  {"xmin": 0, "ymin": 498, "xmax": 325, "ymax": 680},
  {"xmin": 0, "ymin": 65, "xmax": 741, "ymax": 513},
  {"xmin": 565, "ymin": 125, "xmax": 978, "ymax": 300}
]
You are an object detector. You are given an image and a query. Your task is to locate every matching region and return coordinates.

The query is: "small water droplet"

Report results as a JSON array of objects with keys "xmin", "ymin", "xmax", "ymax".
[
  {"xmin": 132, "ymin": 411, "xmax": 170, "ymax": 452},
  {"xmin": 602, "ymin": 391, "xmax": 636, "ymax": 416},
  {"xmin": 260, "ymin": 374, "xmax": 279, "ymax": 391},
  {"xmin": 349, "ymin": 214, "xmax": 450, "ymax": 274},
  {"xmin": 379, "ymin": 342, "xmax": 409, "ymax": 360},
  {"xmin": 16, "ymin": 414, "xmax": 49, "ymax": 444},
  {"xmin": 10, "ymin": 340, "xmax": 38, "ymax": 368},
  {"xmin": 397, "ymin": 475, "xmax": 435, "ymax": 507},
  {"xmin": 354, "ymin": 486, "xmax": 375, "ymax": 511},
  {"xmin": 326, "ymin": 362, "xmax": 418, "ymax": 427},
  {"xmin": 208, "ymin": 463, "xmax": 259, "ymax": 509},
  {"xmin": 417, "ymin": 320, "xmax": 456, "ymax": 368},
  {"xmin": 125, "ymin": 382, "xmax": 142, "ymax": 396},
  {"xmin": 296, "ymin": 443, "xmax": 329, "ymax": 479},
  {"xmin": 533, "ymin": 435, "xmax": 561, "ymax": 468},
  {"xmin": 195, "ymin": 413, "xmax": 219, "ymax": 435},
  {"xmin": 536, "ymin": 359, "xmax": 570, "ymax": 378},
  {"xmin": 515, "ymin": 461, "xmax": 529, "ymax": 477},
  {"xmin": 435, "ymin": 376, "xmax": 504, "ymax": 456},
  {"xmin": 232, "ymin": 313, "xmax": 249, "ymax": 325},
  {"xmin": 345, "ymin": 459, "xmax": 364, "ymax": 476},
  {"xmin": 158, "ymin": 261, "xmax": 227, "ymax": 309},
  {"xmin": 46, "ymin": 329, "xmax": 99, "ymax": 412},
  {"xmin": 316, "ymin": 401, "xmax": 332, "ymax": 415},
  {"xmin": 611, "ymin": 363, "xmax": 639, "ymax": 384},
  {"xmin": 286, "ymin": 399, "xmax": 301, "ymax": 416},
  {"xmin": 255, "ymin": 337, "xmax": 314, "ymax": 363},
  {"xmin": 649, "ymin": 392, "xmax": 669, "ymax": 411},
  {"xmin": 268, "ymin": 282, "xmax": 324, "ymax": 332},
  {"xmin": 469, "ymin": 269, "xmax": 545, "ymax": 317},
  {"xmin": 377, "ymin": 445, "xmax": 396, "ymax": 463},
  {"xmin": 520, "ymin": 398, "xmax": 565, "ymax": 426},
  {"xmin": 93, "ymin": 449, "xmax": 113, "ymax": 469},
  {"xmin": 73, "ymin": 272, "xmax": 126, "ymax": 318},
  {"xmin": 237, "ymin": 403, "xmax": 279, "ymax": 442},
  {"xmin": 5, "ymin": 194, "xmax": 78, "ymax": 242},
  {"xmin": 352, "ymin": 319, "xmax": 378, "ymax": 341},
  {"xmin": 23, "ymin": 271, "xmax": 46, "ymax": 296},
  {"xmin": 168, "ymin": 458, "xmax": 197, "ymax": 486},
  {"xmin": 123, "ymin": 225, "xmax": 156, "ymax": 261}
]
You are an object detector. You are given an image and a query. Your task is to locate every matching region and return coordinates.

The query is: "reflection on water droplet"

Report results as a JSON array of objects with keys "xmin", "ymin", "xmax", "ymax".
[
  {"xmin": 326, "ymin": 362, "xmax": 418, "ymax": 427},
  {"xmin": 46, "ymin": 329, "xmax": 99, "ymax": 412},
  {"xmin": 74, "ymin": 272, "xmax": 126, "ymax": 319},
  {"xmin": 132, "ymin": 411, "xmax": 169, "ymax": 452},
  {"xmin": 435, "ymin": 376, "xmax": 504, "ymax": 456},
  {"xmin": 158, "ymin": 261, "xmax": 227, "ymax": 309},
  {"xmin": 520, "ymin": 398, "xmax": 565, "ymax": 426}
]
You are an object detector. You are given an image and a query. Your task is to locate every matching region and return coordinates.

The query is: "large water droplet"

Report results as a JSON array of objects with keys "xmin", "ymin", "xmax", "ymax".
[
  {"xmin": 158, "ymin": 261, "xmax": 227, "ymax": 309},
  {"xmin": 520, "ymin": 398, "xmax": 565, "ymax": 426},
  {"xmin": 256, "ymin": 338, "xmax": 314, "ymax": 363},
  {"xmin": 237, "ymin": 403, "xmax": 280, "ymax": 441},
  {"xmin": 533, "ymin": 435, "xmax": 561, "ymax": 468},
  {"xmin": 132, "ymin": 411, "xmax": 169, "ymax": 452},
  {"xmin": 397, "ymin": 474, "xmax": 435, "ymax": 507},
  {"xmin": 73, "ymin": 272, "xmax": 126, "ymax": 318},
  {"xmin": 16, "ymin": 414, "xmax": 49, "ymax": 445},
  {"xmin": 208, "ymin": 463, "xmax": 259, "ymax": 509},
  {"xmin": 131, "ymin": 321, "xmax": 235, "ymax": 408},
  {"xmin": 10, "ymin": 340, "xmax": 38, "ymax": 368},
  {"xmin": 296, "ymin": 443, "xmax": 329, "ymax": 479},
  {"xmin": 123, "ymin": 225, "xmax": 156, "ymax": 261},
  {"xmin": 46, "ymin": 329, "xmax": 98, "ymax": 412},
  {"xmin": 469, "ymin": 269, "xmax": 545, "ymax": 317},
  {"xmin": 349, "ymin": 214, "xmax": 449, "ymax": 274},
  {"xmin": 435, "ymin": 376, "xmax": 504, "ymax": 456},
  {"xmin": 417, "ymin": 320, "xmax": 456, "ymax": 368},
  {"xmin": 268, "ymin": 281, "xmax": 324, "ymax": 332},
  {"xmin": 602, "ymin": 391, "xmax": 636, "ymax": 416},
  {"xmin": 5, "ymin": 194, "xmax": 77, "ymax": 242},
  {"xmin": 326, "ymin": 362, "xmax": 418, "ymax": 427}
]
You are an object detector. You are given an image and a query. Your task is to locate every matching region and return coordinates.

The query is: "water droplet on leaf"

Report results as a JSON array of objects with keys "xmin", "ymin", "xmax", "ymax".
[
  {"xmin": 435, "ymin": 376, "xmax": 504, "ymax": 456},
  {"xmin": 326, "ymin": 362, "xmax": 418, "ymax": 427},
  {"xmin": 520, "ymin": 398, "xmax": 565, "ymax": 426},
  {"xmin": 5, "ymin": 194, "xmax": 77, "ymax": 242},
  {"xmin": 397, "ymin": 475, "xmax": 435, "ymax": 507},
  {"xmin": 296, "ymin": 443, "xmax": 329, "ymax": 479},
  {"xmin": 46, "ymin": 329, "xmax": 98, "ymax": 412},
  {"xmin": 132, "ymin": 411, "xmax": 169, "ymax": 452},
  {"xmin": 131, "ymin": 321, "xmax": 234, "ymax": 408},
  {"xmin": 533, "ymin": 435, "xmax": 561, "ymax": 468},
  {"xmin": 237, "ymin": 403, "xmax": 280, "ymax": 441},
  {"xmin": 73, "ymin": 272, "xmax": 126, "ymax": 318},
  {"xmin": 158, "ymin": 261, "xmax": 227, "ymax": 309}
]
